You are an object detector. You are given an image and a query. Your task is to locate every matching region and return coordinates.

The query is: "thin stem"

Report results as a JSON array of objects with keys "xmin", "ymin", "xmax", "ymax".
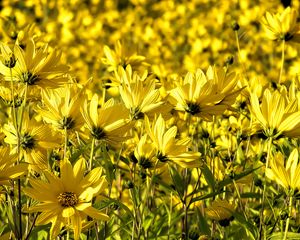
[
  {"xmin": 233, "ymin": 179, "xmax": 248, "ymax": 220},
  {"xmin": 64, "ymin": 126, "xmax": 68, "ymax": 159},
  {"xmin": 89, "ymin": 138, "xmax": 96, "ymax": 171},
  {"xmin": 259, "ymin": 137, "xmax": 272, "ymax": 240},
  {"xmin": 283, "ymin": 194, "xmax": 293, "ymax": 240},
  {"xmin": 279, "ymin": 40, "xmax": 285, "ymax": 84}
]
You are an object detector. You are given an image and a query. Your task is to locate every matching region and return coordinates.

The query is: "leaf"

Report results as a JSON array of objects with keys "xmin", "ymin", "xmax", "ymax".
[
  {"xmin": 201, "ymin": 164, "xmax": 216, "ymax": 189},
  {"xmin": 191, "ymin": 190, "xmax": 225, "ymax": 203},
  {"xmin": 233, "ymin": 212, "xmax": 257, "ymax": 240},
  {"xmin": 217, "ymin": 167, "xmax": 260, "ymax": 190},
  {"xmin": 196, "ymin": 208, "xmax": 211, "ymax": 235},
  {"xmin": 268, "ymin": 232, "xmax": 300, "ymax": 240},
  {"xmin": 168, "ymin": 165, "xmax": 184, "ymax": 198},
  {"xmin": 240, "ymin": 192, "xmax": 262, "ymax": 199}
]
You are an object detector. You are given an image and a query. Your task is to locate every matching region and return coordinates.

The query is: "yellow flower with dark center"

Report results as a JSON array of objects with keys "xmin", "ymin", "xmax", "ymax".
[
  {"xmin": 38, "ymin": 86, "xmax": 84, "ymax": 133},
  {"xmin": 261, "ymin": 7, "xmax": 300, "ymax": 42},
  {"xmin": 81, "ymin": 94, "xmax": 132, "ymax": 147},
  {"xmin": 0, "ymin": 39, "xmax": 69, "ymax": 89},
  {"xmin": 3, "ymin": 115, "xmax": 60, "ymax": 170},
  {"xmin": 119, "ymin": 69, "xmax": 165, "ymax": 120},
  {"xmin": 0, "ymin": 147, "xmax": 28, "ymax": 185},
  {"xmin": 250, "ymin": 88, "xmax": 300, "ymax": 138},
  {"xmin": 169, "ymin": 66, "xmax": 240, "ymax": 121},
  {"xmin": 23, "ymin": 158, "xmax": 109, "ymax": 240},
  {"xmin": 145, "ymin": 115, "xmax": 200, "ymax": 168},
  {"xmin": 134, "ymin": 134, "xmax": 157, "ymax": 170},
  {"xmin": 205, "ymin": 199, "xmax": 235, "ymax": 226},
  {"xmin": 266, "ymin": 149, "xmax": 300, "ymax": 190}
]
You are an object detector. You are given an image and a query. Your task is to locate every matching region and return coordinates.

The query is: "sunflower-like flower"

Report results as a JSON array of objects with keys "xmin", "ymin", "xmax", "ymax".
[
  {"xmin": 266, "ymin": 149, "xmax": 300, "ymax": 190},
  {"xmin": 250, "ymin": 88, "xmax": 300, "ymax": 138},
  {"xmin": 38, "ymin": 86, "xmax": 85, "ymax": 133},
  {"xmin": 3, "ymin": 115, "xmax": 60, "ymax": 170},
  {"xmin": 102, "ymin": 41, "xmax": 147, "ymax": 72},
  {"xmin": 0, "ymin": 39, "xmax": 69, "ymax": 89},
  {"xmin": 0, "ymin": 147, "xmax": 27, "ymax": 185},
  {"xmin": 23, "ymin": 158, "xmax": 109, "ymax": 240},
  {"xmin": 169, "ymin": 66, "xmax": 241, "ymax": 121},
  {"xmin": 261, "ymin": 7, "xmax": 300, "ymax": 42},
  {"xmin": 119, "ymin": 69, "xmax": 166, "ymax": 120},
  {"xmin": 145, "ymin": 115, "xmax": 200, "ymax": 168},
  {"xmin": 205, "ymin": 199, "xmax": 235, "ymax": 227},
  {"xmin": 81, "ymin": 94, "xmax": 131, "ymax": 147}
]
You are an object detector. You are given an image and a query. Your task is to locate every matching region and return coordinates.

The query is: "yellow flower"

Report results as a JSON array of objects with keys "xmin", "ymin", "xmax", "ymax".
[
  {"xmin": 266, "ymin": 149, "xmax": 300, "ymax": 190},
  {"xmin": 3, "ymin": 115, "xmax": 60, "ymax": 170},
  {"xmin": 38, "ymin": 86, "xmax": 85, "ymax": 133},
  {"xmin": 81, "ymin": 94, "xmax": 131, "ymax": 147},
  {"xmin": 261, "ymin": 7, "xmax": 300, "ymax": 42},
  {"xmin": 0, "ymin": 39, "xmax": 69, "ymax": 89},
  {"xmin": 23, "ymin": 158, "xmax": 109, "ymax": 240},
  {"xmin": 205, "ymin": 199, "xmax": 235, "ymax": 225},
  {"xmin": 0, "ymin": 147, "xmax": 27, "ymax": 185},
  {"xmin": 250, "ymin": 88, "xmax": 300, "ymax": 138},
  {"xmin": 169, "ymin": 66, "xmax": 240, "ymax": 121},
  {"xmin": 145, "ymin": 115, "xmax": 200, "ymax": 168},
  {"xmin": 102, "ymin": 41, "xmax": 147, "ymax": 72},
  {"xmin": 119, "ymin": 68, "xmax": 166, "ymax": 120}
]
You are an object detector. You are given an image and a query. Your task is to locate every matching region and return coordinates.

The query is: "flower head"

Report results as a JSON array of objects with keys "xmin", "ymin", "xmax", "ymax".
[
  {"xmin": 23, "ymin": 158, "xmax": 109, "ymax": 239},
  {"xmin": 261, "ymin": 7, "xmax": 300, "ymax": 42}
]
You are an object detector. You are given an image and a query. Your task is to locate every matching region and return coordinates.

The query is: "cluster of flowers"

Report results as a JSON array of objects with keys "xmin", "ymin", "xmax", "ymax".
[{"xmin": 1, "ymin": 0, "xmax": 300, "ymax": 240}]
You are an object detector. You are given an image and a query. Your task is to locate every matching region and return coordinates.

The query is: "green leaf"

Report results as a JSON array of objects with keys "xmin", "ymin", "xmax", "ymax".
[
  {"xmin": 268, "ymin": 232, "xmax": 300, "ymax": 240},
  {"xmin": 191, "ymin": 190, "xmax": 225, "ymax": 203},
  {"xmin": 168, "ymin": 165, "xmax": 184, "ymax": 198},
  {"xmin": 201, "ymin": 164, "xmax": 215, "ymax": 189},
  {"xmin": 240, "ymin": 192, "xmax": 262, "ymax": 199},
  {"xmin": 233, "ymin": 212, "xmax": 257, "ymax": 239},
  {"xmin": 196, "ymin": 208, "xmax": 211, "ymax": 235}
]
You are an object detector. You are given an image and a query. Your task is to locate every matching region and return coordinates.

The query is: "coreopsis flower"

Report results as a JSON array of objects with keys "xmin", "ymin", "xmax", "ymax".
[
  {"xmin": 169, "ymin": 66, "xmax": 241, "ymax": 121},
  {"xmin": 145, "ymin": 115, "xmax": 200, "ymax": 168},
  {"xmin": 0, "ymin": 147, "xmax": 27, "ymax": 185},
  {"xmin": 250, "ymin": 88, "xmax": 300, "ymax": 138},
  {"xmin": 0, "ymin": 39, "xmax": 69, "ymax": 89},
  {"xmin": 261, "ymin": 7, "xmax": 300, "ymax": 42},
  {"xmin": 81, "ymin": 94, "xmax": 131, "ymax": 147},
  {"xmin": 266, "ymin": 149, "xmax": 300, "ymax": 190},
  {"xmin": 38, "ymin": 86, "xmax": 85, "ymax": 133},
  {"xmin": 205, "ymin": 199, "xmax": 235, "ymax": 227},
  {"xmin": 119, "ymin": 72, "xmax": 166, "ymax": 120},
  {"xmin": 3, "ymin": 115, "xmax": 60, "ymax": 170},
  {"xmin": 102, "ymin": 41, "xmax": 147, "ymax": 72},
  {"xmin": 23, "ymin": 158, "xmax": 109, "ymax": 240}
]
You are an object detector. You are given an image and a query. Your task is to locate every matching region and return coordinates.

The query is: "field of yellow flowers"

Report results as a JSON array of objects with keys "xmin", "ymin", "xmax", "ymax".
[{"xmin": 2, "ymin": 0, "xmax": 300, "ymax": 239}]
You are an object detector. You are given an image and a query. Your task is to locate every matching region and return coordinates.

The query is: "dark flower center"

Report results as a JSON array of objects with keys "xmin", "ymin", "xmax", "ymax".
[
  {"xmin": 157, "ymin": 152, "xmax": 168, "ymax": 162},
  {"xmin": 186, "ymin": 102, "xmax": 201, "ymax": 115},
  {"xmin": 139, "ymin": 157, "xmax": 152, "ymax": 169},
  {"xmin": 3, "ymin": 53, "xmax": 16, "ymax": 68},
  {"xmin": 21, "ymin": 132, "xmax": 35, "ymax": 149},
  {"xmin": 57, "ymin": 192, "xmax": 78, "ymax": 207},
  {"xmin": 60, "ymin": 117, "xmax": 75, "ymax": 130},
  {"xmin": 91, "ymin": 126, "xmax": 106, "ymax": 140},
  {"xmin": 21, "ymin": 71, "xmax": 40, "ymax": 85}
]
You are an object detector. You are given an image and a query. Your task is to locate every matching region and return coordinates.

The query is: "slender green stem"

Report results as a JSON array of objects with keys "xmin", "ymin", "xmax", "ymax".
[
  {"xmin": 279, "ymin": 40, "xmax": 285, "ymax": 84},
  {"xmin": 233, "ymin": 179, "xmax": 248, "ymax": 220},
  {"xmin": 89, "ymin": 138, "xmax": 96, "ymax": 171},
  {"xmin": 64, "ymin": 126, "xmax": 68, "ymax": 159},
  {"xmin": 283, "ymin": 194, "xmax": 293, "ymax": 240},
  {"xmin": 259, "ymin": 137, "xmax": 272, "ymax": 240},
  {"xmin": 18, "ymin": 83, "xmax": 28, "ymax": 132}
]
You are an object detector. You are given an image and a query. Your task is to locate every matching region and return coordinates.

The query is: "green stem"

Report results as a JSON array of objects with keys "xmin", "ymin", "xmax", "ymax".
[
  {"xmin": 233, "ymin": 179, "xmax": 248, "ymax": 220},
  {"xmin": 89, "ymin": 138, "xmax": 95, "ymax": 171},
  {"xmin": 259, "ymin": 137, "xmax": 272, "ymax": 240},
  {"xmin": 279, "ymin": 40, "xmax": 285, "ymax": 84},
  {"xmin": 283, "ymin": 194, "xmax": 293, "ymax": 240},
  {"xmin": 64, "ymin": 126, "xmax": 68, "ymax": 159}
]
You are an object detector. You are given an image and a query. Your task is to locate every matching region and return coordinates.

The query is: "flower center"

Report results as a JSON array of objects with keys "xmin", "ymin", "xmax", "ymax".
[
  {"xmin": 186, "ymin": 102, "xmax": 201, "ymax": 115},
  {"xmin": 21, "ymin": 71, "xmax": 40, "ymax": 85},
  {"xmin": 59, "ymin": 117, "xmax": 75, "ymax": 130},
  {"xmin": 57, "ymin": 192, "xmax": 78, "ymax": 207},
  {"xmin": 157, "ymin": 152, "xmax": 168, "ymax": 162},
  {"xmin": 2, "ymin": 53, "xmax": 16, "ymax": 68},
  {"xmin": 91, "ymin": 126, "xmax": 106, "ymax": 140},
  {"xmin": 21, "ymin": 133, "xmax": 35, "ymax": 149}
]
